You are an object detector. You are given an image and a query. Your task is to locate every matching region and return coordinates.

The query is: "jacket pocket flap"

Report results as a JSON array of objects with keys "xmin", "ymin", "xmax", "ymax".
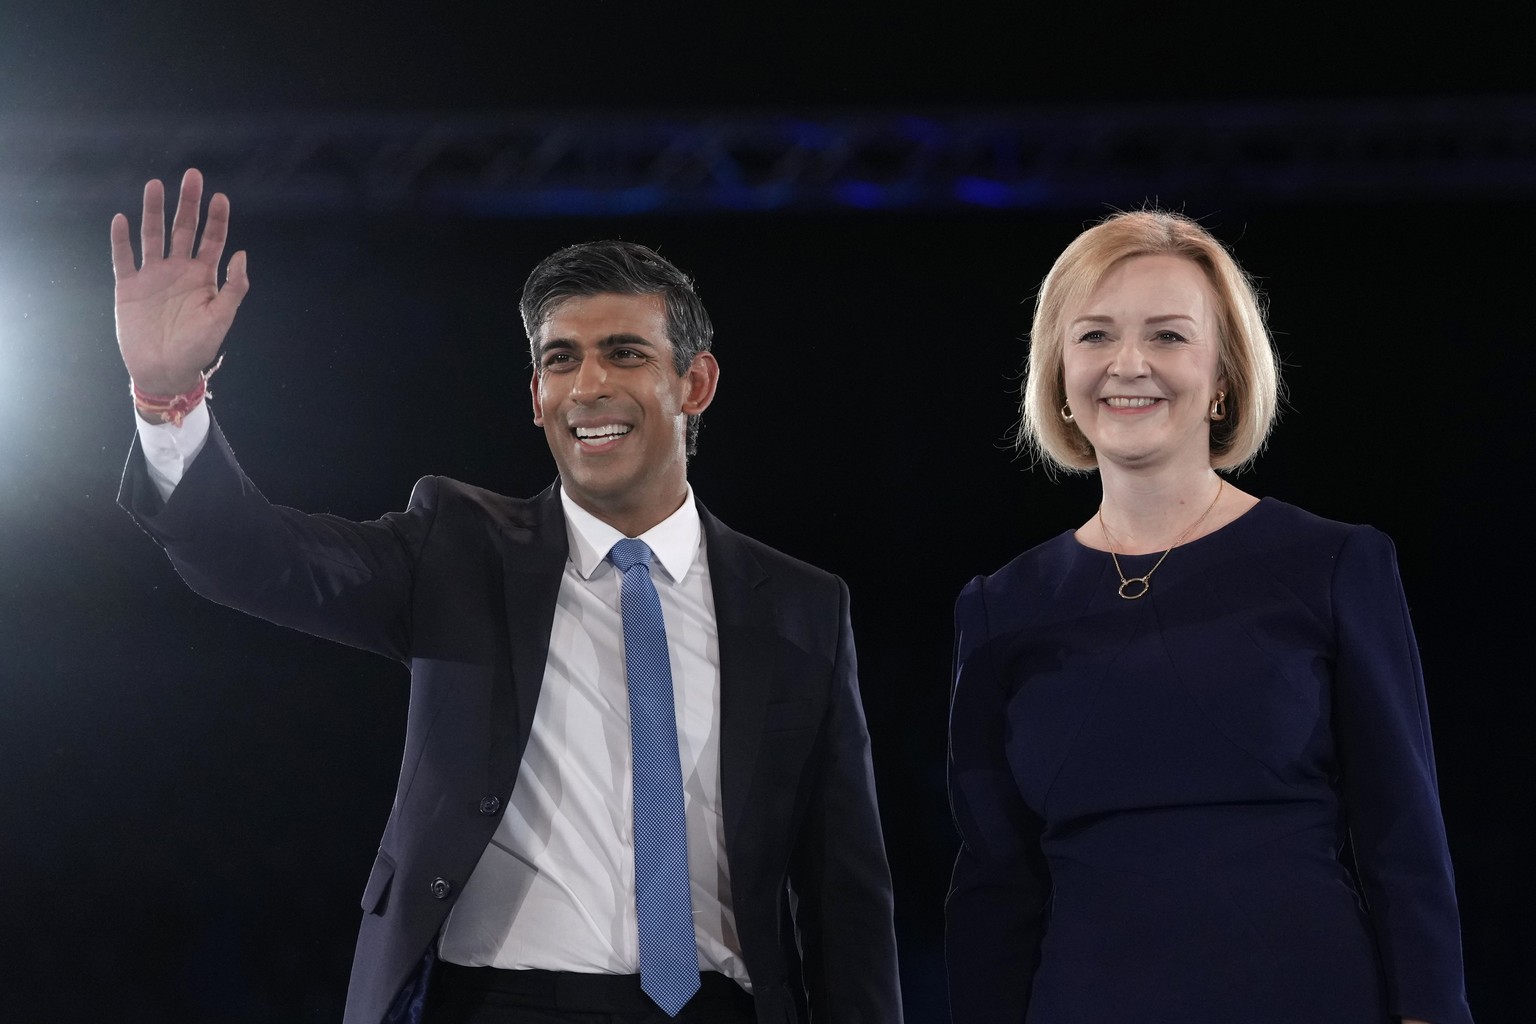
[{"xmin": 361, "ymin": 849, "xmax": 397, "ymax": 915}]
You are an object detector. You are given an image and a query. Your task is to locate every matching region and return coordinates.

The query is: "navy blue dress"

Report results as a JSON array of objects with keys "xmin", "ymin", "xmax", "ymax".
[{"xmin": 946, "ymin": 500, "xmax": 1472, "ymax": 1024}]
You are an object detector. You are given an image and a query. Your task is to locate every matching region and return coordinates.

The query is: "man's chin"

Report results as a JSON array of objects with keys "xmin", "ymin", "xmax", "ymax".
[{"xmin": 559, "ymin": 469, "xmax": 636, "ymax": 509}]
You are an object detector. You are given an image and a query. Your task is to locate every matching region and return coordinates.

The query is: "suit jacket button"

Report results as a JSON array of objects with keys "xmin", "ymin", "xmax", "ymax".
[
  {"xmin": 429, "ymin": 877, "xmax": 453, "ymax": 900},
  {"xmin": 479, "ymin": 796, "xmax": 501, "ymax": 816}
]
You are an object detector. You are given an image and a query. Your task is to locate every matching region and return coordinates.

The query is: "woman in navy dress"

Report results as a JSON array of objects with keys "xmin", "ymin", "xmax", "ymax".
[{"xmin": 946, "ymin": 211, "xmax": 1472, "ymax": 1024}]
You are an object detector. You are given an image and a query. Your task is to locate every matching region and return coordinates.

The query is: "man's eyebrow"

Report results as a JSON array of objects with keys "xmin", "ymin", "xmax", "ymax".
[
  {"xmin": 536, "ymin": 333, "xmax": 659, "ymax": 357},
  {"xmin": 597, "ymin": 333, "xmax": 659, "ymax": 350}
]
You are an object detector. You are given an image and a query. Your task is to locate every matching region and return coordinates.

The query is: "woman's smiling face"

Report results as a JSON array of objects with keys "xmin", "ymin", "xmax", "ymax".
[{"xmin": 1061, "ymin": 253, "xmax": 1225, "ymax": 473}]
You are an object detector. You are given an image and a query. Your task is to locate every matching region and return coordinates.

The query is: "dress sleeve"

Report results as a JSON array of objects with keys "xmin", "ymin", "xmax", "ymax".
[
  {"xmin": 1331, "ymin": 527, "xmax": 1474, "ymax": 1024},
  {"xmin": 946, "ymin": 577, "xmax": 1050, "ymax": 1024}
]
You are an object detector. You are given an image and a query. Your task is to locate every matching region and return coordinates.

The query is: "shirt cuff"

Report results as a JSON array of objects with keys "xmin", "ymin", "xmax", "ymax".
[{"xmin": 135, "ymin": 400, "xmax": 211, "ymax": 503}]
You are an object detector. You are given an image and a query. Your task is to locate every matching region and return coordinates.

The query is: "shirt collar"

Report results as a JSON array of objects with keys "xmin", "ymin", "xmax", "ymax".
[{"xmin": 559, "ymin": 484, "xmax": 702, "ymax": 585}]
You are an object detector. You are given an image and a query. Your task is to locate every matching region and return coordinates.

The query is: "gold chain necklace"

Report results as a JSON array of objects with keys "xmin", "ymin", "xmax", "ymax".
[{"xmin": 1097, "ymin": 478, "xmax": 1224, "ymax": 600}]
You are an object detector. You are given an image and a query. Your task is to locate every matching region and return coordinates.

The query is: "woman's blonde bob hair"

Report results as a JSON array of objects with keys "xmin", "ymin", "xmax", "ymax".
[{"xmin": 1018, "ymin": 210, "xmax": 1281, "ymax": 473}]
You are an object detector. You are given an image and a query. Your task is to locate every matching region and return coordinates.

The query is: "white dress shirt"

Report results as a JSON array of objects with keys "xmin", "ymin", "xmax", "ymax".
[
  {"xmin": 136, "ymin": 400, "xmax": 211, "ymax": 502},
  {"xmin": 135, "ymin": 409, "xmax": 747, "ymax": 986},
  {"xmin": 439, "ymin": 487, "xmax": 745, "ymax": 985}
]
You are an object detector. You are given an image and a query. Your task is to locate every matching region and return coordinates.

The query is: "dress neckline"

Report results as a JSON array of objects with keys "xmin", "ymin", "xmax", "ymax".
[{"xmin": 1067, "ymin": 495, "xmax": 1275, "ymax": 560}]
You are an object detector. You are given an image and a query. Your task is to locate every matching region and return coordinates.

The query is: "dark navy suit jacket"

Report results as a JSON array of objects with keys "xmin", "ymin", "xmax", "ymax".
[{"xmin": 120, "ymin": 417, "xmax": 902, "ymax": 1024}]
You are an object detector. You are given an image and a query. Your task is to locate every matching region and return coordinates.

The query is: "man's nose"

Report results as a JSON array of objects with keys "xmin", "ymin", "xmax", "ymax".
[{"xmin": 571, "ymin": 357, "xmax": 610, "ymax": 401}]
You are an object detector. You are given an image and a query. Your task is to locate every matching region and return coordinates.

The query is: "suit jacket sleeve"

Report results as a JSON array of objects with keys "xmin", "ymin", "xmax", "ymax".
[
  {"xmin": 945, "ymin": 576, "xmax": 1049, "ymax": 1024},
  {"xmin": 785, "ymin": 577, "xmax": 904, "ymax": 1023},
  {"xmin": 117, "ymin": 414, "xmax": 434, "ymax": 661},
  {"xmin": 1331, "ymin": 528, "xmax": 1474, "ymax": 1024}
]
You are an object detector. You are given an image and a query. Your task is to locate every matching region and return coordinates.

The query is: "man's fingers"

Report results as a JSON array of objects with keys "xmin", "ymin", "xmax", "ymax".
[
  {"xmin": 221, "ymin": 250, "xmax": 251, "ymax": 307},
  {"xmin": 197, "ymin": 192, "xmax": 232, "ymax": 265},
  {"xmin": 109, "ymin": 213, "xmax": 136, "ymax": 282},
  {"xmin": 167, "ymin": 168, "xmax": 204, "ymax": 260},
  {"xmin": 140, "ymin": 178, "xmax": 166, "ymax": 264},
  {"xmin": 206, "ymin": 249, "xmax": 251, "ymax": 339}
]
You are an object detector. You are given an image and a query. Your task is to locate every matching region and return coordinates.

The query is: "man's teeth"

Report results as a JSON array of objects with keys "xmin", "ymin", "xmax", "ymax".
[
  {"xmin": 1105, "ymin": 397, "xmax": 1157, "ymax": 408},
  {"xmin": 574, "ymin": 425, "xmax": 632, "ymax": 444}
]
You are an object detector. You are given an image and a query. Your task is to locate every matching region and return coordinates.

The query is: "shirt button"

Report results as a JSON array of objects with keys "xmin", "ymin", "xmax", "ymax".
[
  {"xmin": 429, "ymin": 877, "xmax": 453, "ymax": 900},
  {"xmin": 479, "ymin": 795, "xmax": 501, "ymax": 816}
]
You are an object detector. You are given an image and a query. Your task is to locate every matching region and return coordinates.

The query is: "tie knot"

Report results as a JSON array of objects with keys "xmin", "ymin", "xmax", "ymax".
[{"xmin": 608, "ymin": 537, "xmax": 653, "ymax": 574}]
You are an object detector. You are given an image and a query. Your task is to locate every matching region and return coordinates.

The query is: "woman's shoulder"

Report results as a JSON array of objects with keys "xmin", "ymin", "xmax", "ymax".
[
  {"xmin": 953, "ymin": 531, "xmax": 1081, "ymax": 652},
  {"xmin": 1233, "ymin": 497, "xmax": 1390, "ymax": 554},
  {"xmin": 1223, "ymin": 499, "xmax": 1407, "ymax": 610},
  {"xmin": 963, "ymin": 530, "xmax": 1080, "ymax": 596},
  {"xmin": 955, "ymin": 530, "xmax": 1083, "ymax": 636}
]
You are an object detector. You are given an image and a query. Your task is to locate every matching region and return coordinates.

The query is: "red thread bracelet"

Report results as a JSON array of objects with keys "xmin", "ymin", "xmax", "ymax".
[{"xmin": 131, "ymin": 355, "xmax": 224, "ymax": 427}]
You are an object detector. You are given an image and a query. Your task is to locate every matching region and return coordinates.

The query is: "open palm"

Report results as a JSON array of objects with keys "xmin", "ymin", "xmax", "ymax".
[{"xmin": 111, "ymin": 168, "xmax": 249, "ymax": 397}]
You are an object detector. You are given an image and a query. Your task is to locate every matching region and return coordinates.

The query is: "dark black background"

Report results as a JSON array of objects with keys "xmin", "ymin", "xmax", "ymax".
[{"xmin": 1, "ymin": 3, "xmax": 1529, "ymax": 1021}]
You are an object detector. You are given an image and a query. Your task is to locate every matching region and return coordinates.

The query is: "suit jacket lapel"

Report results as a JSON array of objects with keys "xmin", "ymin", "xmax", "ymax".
[
  {"xmin": 492, "ymin": 482, "xmax": 568, "ymax": 791},
  {"xmin": 700, "ymin": 502, "xmax": 775, "ymax": 842}
]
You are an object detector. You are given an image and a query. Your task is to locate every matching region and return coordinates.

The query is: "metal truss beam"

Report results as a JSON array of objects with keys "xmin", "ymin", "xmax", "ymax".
[{"xmin": 4, "ymin": 98, "xmax": 1534, "ymax": 218}]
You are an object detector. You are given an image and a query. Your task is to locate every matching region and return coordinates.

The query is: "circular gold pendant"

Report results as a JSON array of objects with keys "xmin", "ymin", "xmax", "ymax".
[{"xmin": 1118, "ymin": 576, "xmax": 1151, "ymax": 600}]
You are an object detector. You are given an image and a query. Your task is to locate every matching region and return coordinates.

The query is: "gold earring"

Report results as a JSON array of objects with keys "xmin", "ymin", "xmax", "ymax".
[
  {"xmin": 1060, "ymin": 403, "xmax": 1074, "ymax": 423},
  {"xmin": 1209, "ymin": 390, "xmax": 1227, "ymax": 422}
]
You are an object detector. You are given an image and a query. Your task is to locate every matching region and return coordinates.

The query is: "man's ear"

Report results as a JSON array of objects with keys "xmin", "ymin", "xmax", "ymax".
[
  {"xmin": 530, "ymin": 372, "xmax": 545, "ymax": 426},
  {"xmin": 681, "ymin": 352, "xmax": 719, "ymax": 416}
]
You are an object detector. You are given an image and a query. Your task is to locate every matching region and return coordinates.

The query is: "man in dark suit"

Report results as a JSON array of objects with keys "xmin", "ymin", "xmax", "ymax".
[{"xmin": 113, "ymin": 169, "xmax": 902, "ymax": 1024}]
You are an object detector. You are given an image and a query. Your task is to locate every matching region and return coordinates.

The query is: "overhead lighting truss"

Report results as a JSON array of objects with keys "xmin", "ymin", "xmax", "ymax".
[{"xmin": 3, "ymin": 97, "xmax": 1534, "ymax": 218}]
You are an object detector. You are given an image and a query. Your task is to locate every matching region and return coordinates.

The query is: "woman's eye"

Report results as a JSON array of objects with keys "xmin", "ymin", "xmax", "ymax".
[
  {"xmin": 1155, "ymin": 331, "xmax": 1186, "ymax": 342},
  {"xmin": 1078, "ymin": 330, "xmax": 1107, "ymax": 342}
]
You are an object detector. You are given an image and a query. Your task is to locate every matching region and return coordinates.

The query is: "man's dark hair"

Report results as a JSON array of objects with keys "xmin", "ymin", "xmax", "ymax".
[{"xmin": 521, "ymin": 240, "xmax": 714, "ymax": 456}]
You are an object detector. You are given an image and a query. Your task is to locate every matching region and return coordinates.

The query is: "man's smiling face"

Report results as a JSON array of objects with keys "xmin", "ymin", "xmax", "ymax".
[{"xmin": 531, "ymin": 292, "xmax": 718, "ymax": 536}]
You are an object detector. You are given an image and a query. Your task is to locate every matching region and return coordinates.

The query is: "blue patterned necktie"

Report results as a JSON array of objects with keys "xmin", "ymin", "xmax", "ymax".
[{"xmin": 608, "ymin": 538, "xmax": 700, "ymax": 1017}]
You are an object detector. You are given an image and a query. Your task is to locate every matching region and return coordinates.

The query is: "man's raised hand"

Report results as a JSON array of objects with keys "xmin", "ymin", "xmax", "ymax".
[{"xmin": 111, "ymin": 168, "xmax": 249, "ymax": 397}]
